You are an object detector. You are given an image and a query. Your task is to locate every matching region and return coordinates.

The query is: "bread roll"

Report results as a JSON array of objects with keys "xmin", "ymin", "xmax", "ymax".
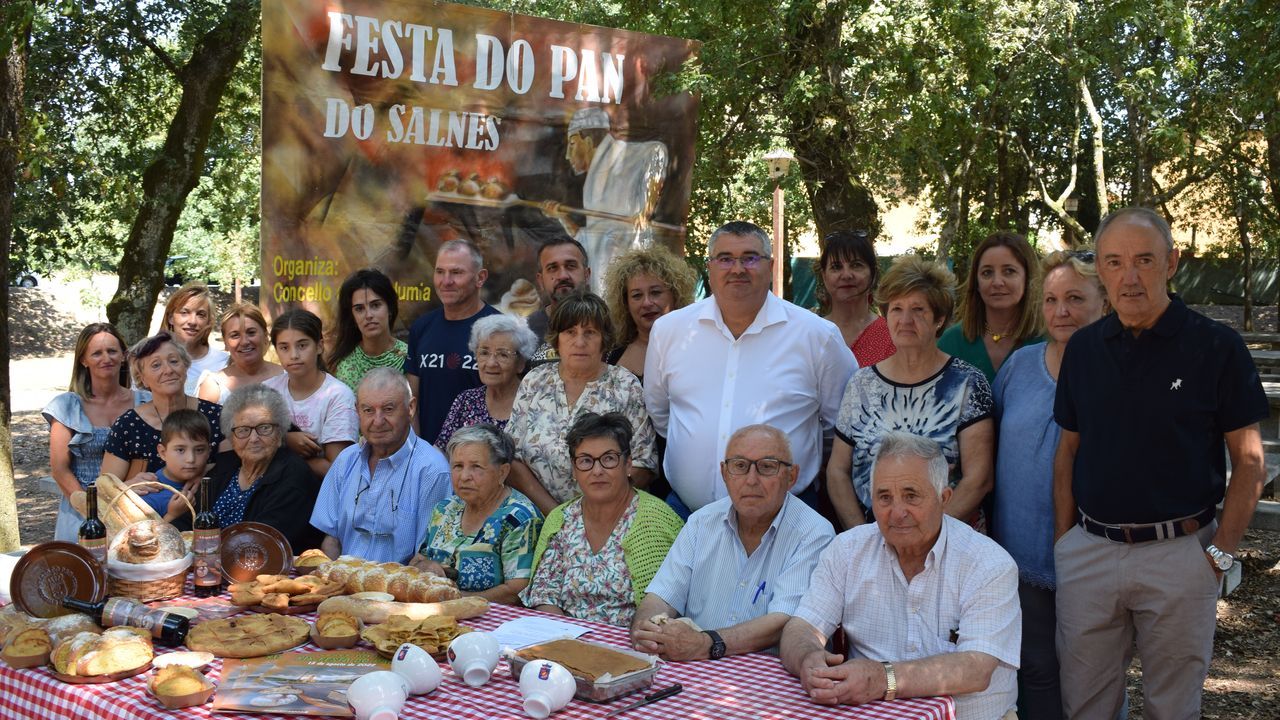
[
  {"xmin": 361, "ymin": 568, "xmax": 389, "ymax": 593},
  {"xmin": 385, "ymin": 569, "xmax": 416, "ymax": 602},
  {"xmin": 344, "ymin": 568, "xmax": 369, "ymax": 595},
  {"xmin": 316, "ymin": 595, "xmax": 489, "ymax": 625},
  {"xmin": 76, "ymin": 630, "xmax": 152, "ymax": 676},
  {"xmin": 53, "ymin": 632, "xmax": 100, "ymax": 675}
]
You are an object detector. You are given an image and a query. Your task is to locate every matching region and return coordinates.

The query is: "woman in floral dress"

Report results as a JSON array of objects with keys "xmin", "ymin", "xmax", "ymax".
[
  {"xmin": 411, "ymin": 424, "xmax": 541, "ymax": 605},
  {"xmin": 521, "ymin": 413, "xmax": 682, "ymax": 627}
]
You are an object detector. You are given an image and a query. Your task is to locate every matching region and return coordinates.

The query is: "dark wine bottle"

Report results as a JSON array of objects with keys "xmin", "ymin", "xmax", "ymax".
[
  {"xmin": 78, "ymin": 486, "xmax": 107, "ymax": 566},
  {"xmin": 61, "ymin": 597, "xmax": 190, "ymax": 647},
  {"xmin": 192, "ymin": 476, "xmax": 222, "ymax": 597}
]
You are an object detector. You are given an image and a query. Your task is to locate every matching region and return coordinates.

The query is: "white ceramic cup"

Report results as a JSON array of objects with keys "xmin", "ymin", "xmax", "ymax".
[
  {"xmin": 518, "ymin": 659, "xmax": 576, "ymax": 718},
  {"xmin": 347, "ymin": 670, "xmax": 409, "ymax": 720},
  {"xmin": 447, "ymin": 632, "xmax": 500, "ymax": 687},
  {"xmin": 391, "ymin": 642, "xmax": 442, "ymax": 695}
]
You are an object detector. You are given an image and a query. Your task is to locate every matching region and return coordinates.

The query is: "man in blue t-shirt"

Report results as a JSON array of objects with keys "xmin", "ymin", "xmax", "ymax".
[{"xmin": 404, "ymin": 240, "xmax": 499, "ymax": 443}]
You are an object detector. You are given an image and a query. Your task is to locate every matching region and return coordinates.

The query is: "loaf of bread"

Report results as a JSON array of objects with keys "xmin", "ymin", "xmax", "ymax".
[
  {"xmin": 51, "ymin": 627, "xmax": 153, "ymax": 676},
  {"xmin": 41, "ymin": 613, "xmax": 102, "ymax": 646},
  {"xmin": 316, "ymin": 595, "xmax": 489, "ymax": 625},
  {"xmin": 109, "ymin": 520, "xmax": 186, "ymax": 563},
  {"xmin": 312, "ymin": 557, "xmax": 460, "ymax": 603}
]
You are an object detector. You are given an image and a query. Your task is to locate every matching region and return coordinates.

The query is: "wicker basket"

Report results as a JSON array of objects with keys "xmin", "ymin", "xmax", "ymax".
[{"xmin": 104, "ymin": 481, "xmax": 196, "ymax": 602}]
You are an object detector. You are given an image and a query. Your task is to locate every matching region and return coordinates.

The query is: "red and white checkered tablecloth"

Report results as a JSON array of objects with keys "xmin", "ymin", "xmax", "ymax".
[{"xmin": 0, "ymin": 599, "xmax": 954, "ymax": 720}]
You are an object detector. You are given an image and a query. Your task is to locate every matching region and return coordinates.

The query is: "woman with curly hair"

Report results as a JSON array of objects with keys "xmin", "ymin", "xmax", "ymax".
[{"xmin": 601, "ymin": 244, "xmax": 696, "ymax": 381}]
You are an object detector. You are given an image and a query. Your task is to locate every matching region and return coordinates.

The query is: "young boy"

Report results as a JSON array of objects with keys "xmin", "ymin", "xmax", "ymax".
[{"xmin": 141, "ymin": 409, "xmax": 213, "ymax": 522}]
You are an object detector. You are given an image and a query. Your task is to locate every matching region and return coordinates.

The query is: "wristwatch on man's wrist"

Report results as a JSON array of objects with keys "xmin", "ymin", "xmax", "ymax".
[
  {"xmin": 882, "ymin": 661, "xmax": 898, "ymax": 701},
  {"xmin": 1205, "ymin": 544, "xmax": 1235, "ymax": 572},
  {"xmin": 705, "ymin": 630, "xmax": 726, "ymax": 660}
]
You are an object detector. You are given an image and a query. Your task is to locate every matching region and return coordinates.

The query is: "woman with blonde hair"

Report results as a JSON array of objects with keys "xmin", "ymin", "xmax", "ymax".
[
  {"xmin": 939, "ymin": 231, "xmax": 1043, "ymax": 382},
  {"xmin": 993, "ymin": 250, "xmax": 1108, "ymax": 718},
  {"xmin": 162, "ymin": 282, "xmax": 228, "ymax": 394},
  {"xmin": 197, "ymin": 303, "xmax": 283, "ymax": 404},
  {"xmin": 826, "ymin": 256, "xmax": 994, "ymax": 532},
  {"xmin": 601, "ymin": 244, "xmax": 696, "ymax": 380},
  {"xmin": 44, "ymin": 323, "xmax": 148, "ymax": 540}
]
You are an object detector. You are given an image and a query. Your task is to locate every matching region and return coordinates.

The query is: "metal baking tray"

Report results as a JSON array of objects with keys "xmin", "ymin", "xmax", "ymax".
[{"xmin": 507, "ymin": 639, "xmax": 660, "ymax": 703}]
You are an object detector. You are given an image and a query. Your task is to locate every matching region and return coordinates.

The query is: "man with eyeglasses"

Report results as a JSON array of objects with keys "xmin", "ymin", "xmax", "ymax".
[
  {"xmin": 405, "ymin": 239, "xmax": 499, "ymax": 443},
  {"xmin": 781, "ymin": 431, "xmax": 1020, "ymax": 719},
  {"xmin": 312, "ymin": 367, "xmax": 451, "ymax": 563},
  {"xmin": 1052, "ymin": 208, "xmax": 1267, "ymax": 717},
  {"xmin": 645, "ymin": 220, "xmax": 856, "ymax": 517},
  {"xmin": 630, "ymin": 425, "xmax": 834, "ymax": 661}
]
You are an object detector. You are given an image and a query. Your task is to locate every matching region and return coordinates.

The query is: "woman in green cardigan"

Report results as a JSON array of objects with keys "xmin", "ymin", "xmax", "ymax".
[{"xmin": 521, "ymin": 412, "xmax": 683, "ymax": 627}]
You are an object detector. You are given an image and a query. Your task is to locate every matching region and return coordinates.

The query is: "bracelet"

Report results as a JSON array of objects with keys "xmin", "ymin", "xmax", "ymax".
[{"xmin": 882, "ymin": 661, "xmax": 897, "ymax": 702}]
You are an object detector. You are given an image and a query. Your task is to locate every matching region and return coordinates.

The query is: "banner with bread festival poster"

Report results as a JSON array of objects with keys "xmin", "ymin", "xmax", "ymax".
[{"xmin": 261, "ymin": 0, "xmax": 701, "ymax": 331}]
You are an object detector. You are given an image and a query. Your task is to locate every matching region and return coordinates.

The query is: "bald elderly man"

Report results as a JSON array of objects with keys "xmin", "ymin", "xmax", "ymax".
[{"xmin": 630, "ymin": 424, "xmax": 834, "ymax": 661}]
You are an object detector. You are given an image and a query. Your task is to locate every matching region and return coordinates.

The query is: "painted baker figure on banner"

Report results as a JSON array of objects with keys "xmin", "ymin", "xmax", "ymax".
[
  {"xmin": 260, "ymin": 0, "xmax": 699, "ymax": 333},
  {"xmin": 540, "ymin": 107, "xmax": 669, "ymax": 295}
]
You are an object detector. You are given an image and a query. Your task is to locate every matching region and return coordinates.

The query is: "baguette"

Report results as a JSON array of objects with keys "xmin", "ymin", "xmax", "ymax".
[{"xmin": 316, "ymin": 595, "xmax": 489, "ymax": 625}]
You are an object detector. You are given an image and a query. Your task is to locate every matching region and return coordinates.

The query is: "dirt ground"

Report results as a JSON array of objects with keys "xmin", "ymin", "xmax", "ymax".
[{"xmin": 4, "ymin": 279, "xmax": 1279, "ymax": 716}]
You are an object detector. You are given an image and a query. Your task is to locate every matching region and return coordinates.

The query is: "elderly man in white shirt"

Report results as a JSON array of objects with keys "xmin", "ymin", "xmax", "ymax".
[
  {"xmin": 644, "ymin": 221, "xmax": 856, "ymax": 516},
  {"xmin": 780, "ymin": 431, "xmax": 1020, "ymax": 720},
  {"xmin": 629, "ymin": 424, "xmax": 834, "ymax": 661}
]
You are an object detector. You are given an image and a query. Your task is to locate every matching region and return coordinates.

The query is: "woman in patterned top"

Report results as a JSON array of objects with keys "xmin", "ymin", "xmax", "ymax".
[
  {"xmin": 175, "ymin": 384, "xmax": 321, "ymax": 551},
  {"xmin": 815, "ymin": 230, "xmax": 896, "ymax": 367},
  {"xmin": 196, "ymin": 303, "xmax": 283, "ymax": 404},
  {"xmin": 328, "ymin": 269, "xmax": 408, "ymax": 392},
  {"xmin": 411, "ymin": 424, "xmax": 542, "ymax": 605},
  {"xmin": 434, "ymin": 314, "xmax": 538, "ymax": 449},
  {"xmin": 101, "ymin": 332, "xmax": 226, "ymax": 485},
  {"xmin": 826, "ymin": 256, "xmax": 995, "ymax": 532},
  {"xmin": 521, "ymin": 412, "xmax": 682, "ymax": 627},
  {"xmin": 507, "ymin": 290, "xmax": 658, "ymax": 514}
]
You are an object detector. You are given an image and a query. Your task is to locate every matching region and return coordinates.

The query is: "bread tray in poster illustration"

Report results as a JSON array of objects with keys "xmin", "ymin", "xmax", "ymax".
[
  {"xmin": 48, "ymin": 660, "xmax": 152, "ymax": 684},
  {"xmin": 220, "ymin": 522, "xmax": 293, "ymax": 583},
  {"xmin": 213, "ymin": 650, "xmax": 389, "ymax": 716}
]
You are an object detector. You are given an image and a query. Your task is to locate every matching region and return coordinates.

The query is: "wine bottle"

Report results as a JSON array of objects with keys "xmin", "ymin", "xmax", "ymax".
[
  {"xmin": 78, "ymin": 486, "xmax": 107, "ymax": 565},
  {"xmin": 192, "ymin": 476, "xmax": 223, "ymax": 597},
  {"xmin": 61, "ymin": 597, "xmax": 190, "ymax": 647}
]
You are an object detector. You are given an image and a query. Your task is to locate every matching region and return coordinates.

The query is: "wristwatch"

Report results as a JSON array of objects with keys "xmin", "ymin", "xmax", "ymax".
[
  {"xmin": 1205, "ymin": 544, "xmax": 1235, "ymax": 572},
  {"xmin": 882, "ymin": 661, "xmax": 898, "ymax": 701},
  {"xmin": 705, "ymin": 630, "xmax": 726, "ymax": 660}
]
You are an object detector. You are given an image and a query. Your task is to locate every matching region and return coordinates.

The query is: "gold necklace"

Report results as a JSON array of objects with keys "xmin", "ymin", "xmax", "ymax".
[{"xmin": 986, "ymin": 325, "xmax": 1013, "ymax": 343}]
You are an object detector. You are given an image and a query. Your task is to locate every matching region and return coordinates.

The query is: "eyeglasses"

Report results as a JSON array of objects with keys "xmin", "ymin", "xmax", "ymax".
[
  {"xmin": 1069, "ymin": 250, "xmax": 1095, "ymax": 263},
  {"xmin": 709, "ymin": 254, "xmax": 769, "ymax": 271},
  {"xmin": 573, "ymin": 451, "xmax": 623, "ymax": 472},
  {"xmin": 476, "ymin": 348, "xmax": 519, "ymax": 363},
  {"xmin": 231, "ymin": 423, "xmax": 278, "ymax": 439},
  {"xmin": 723, "ymin": 456, "xmax": 793, "ymax": 476}
]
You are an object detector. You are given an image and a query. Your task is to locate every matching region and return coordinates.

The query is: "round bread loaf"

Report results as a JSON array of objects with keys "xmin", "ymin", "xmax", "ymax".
[{"xmin": 109, "ymin": 520, "xmax": 186, "ymax": 563}]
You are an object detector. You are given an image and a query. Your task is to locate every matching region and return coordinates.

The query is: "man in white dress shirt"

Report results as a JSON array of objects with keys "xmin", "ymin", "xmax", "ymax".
[
  {"xmin": 644, "ymin": 220, "xmax": 856, "ymax": 516},
  {"xmin": 780, "ymin": 431, "xmax": 1020, "ymax": 720},
  {"xmin": 629, "ymin": 425, "xmax": 835, "ymax": 661}
]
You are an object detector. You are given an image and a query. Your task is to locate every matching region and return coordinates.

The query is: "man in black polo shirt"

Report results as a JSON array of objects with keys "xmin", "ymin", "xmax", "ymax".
[{"xmin": 1052, "ymin": 207, "xmax": 1267, "ymax": 718}]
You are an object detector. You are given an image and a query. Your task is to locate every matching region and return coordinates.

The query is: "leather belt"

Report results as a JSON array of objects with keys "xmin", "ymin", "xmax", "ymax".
[{"xmin": 1078, "ymin": 506, "xmax": 1216, "ymax": 544}]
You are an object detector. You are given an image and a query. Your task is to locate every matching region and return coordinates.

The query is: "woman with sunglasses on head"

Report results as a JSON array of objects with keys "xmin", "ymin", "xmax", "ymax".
[
  {"xmin": 45, "ymin": 323, "xmax": 149, "ymax": 540},
  {"xmin": 162, "ymin": 282, "xmax": 229, "ymax": 395},
  {"xmin": 101, "ymin": 332, "xmax": 227, "ymax": 485},
  {"xmin": 434, "ymin": 314, "xmax": 538, "ymax": 449},
  {"xmin": 992, "ymin": 250, "xmax": 1108, "ymax": 719},
  {"xmin": 328, "ymin": 269, "xmax": 408, "ymax": 392},
  {"xmin": 520, "ymin": 412, "xmax": 682, "ymax": 626},
  {"xmin": 939, "ymin": 231, "xmax": 1045, "ymax": 383},
  {"xmin": 174, "ymin": 384, "xmax": 322, "ymax": 551},
  {"xmin": 264, "ymin": 308, "xmax": 358, "ymax": 481},
  {"xmin": 816, "ymin": 230, "xmax": 895, "ymax": 366},
  {"xmin": 197, "ymin": 303, "xmax": 283, "ymax": 404}
]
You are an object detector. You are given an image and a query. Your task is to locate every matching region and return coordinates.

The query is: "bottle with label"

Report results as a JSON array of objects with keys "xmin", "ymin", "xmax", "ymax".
[
  {"xmin": 78, "ymin": 485, "xmax": 107, "ymax": 565},
  {"xmin": 192, "ymin": 476, "xmax": 222, "ymax": 597},
  {"xmin": 61, "ymin": 597, "xmax": 190, "ymax": 647}
]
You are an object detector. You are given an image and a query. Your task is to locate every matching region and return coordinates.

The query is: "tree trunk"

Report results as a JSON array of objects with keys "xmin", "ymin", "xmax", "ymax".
[
  {"xmin": 1234, "ymin": 177, "xmax": 1253, "ymax": 332},
  {"xmin": 0, "ymin": 6, "xmax": 30, "ymax": 552},
  {"xmin": 1080, "ymin": 77, "xmax": 1109, "ymax": 218},
  {"xmin": 105, "ymin": 0, "xmax": 259, "ymax": 342},
  {"xmin": 1265, "ymin": 112, "xmax": 1280, "ymax": 331}
]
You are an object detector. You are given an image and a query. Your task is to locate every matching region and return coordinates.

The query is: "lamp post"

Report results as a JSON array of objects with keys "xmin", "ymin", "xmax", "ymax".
[
  {"xmin": 764, "ymin": 149, "xmax": 794, "ymax": 298},
  {"xmin": 1064, "ymin": 197, "xmax": 1079, "ymax": 248}
]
